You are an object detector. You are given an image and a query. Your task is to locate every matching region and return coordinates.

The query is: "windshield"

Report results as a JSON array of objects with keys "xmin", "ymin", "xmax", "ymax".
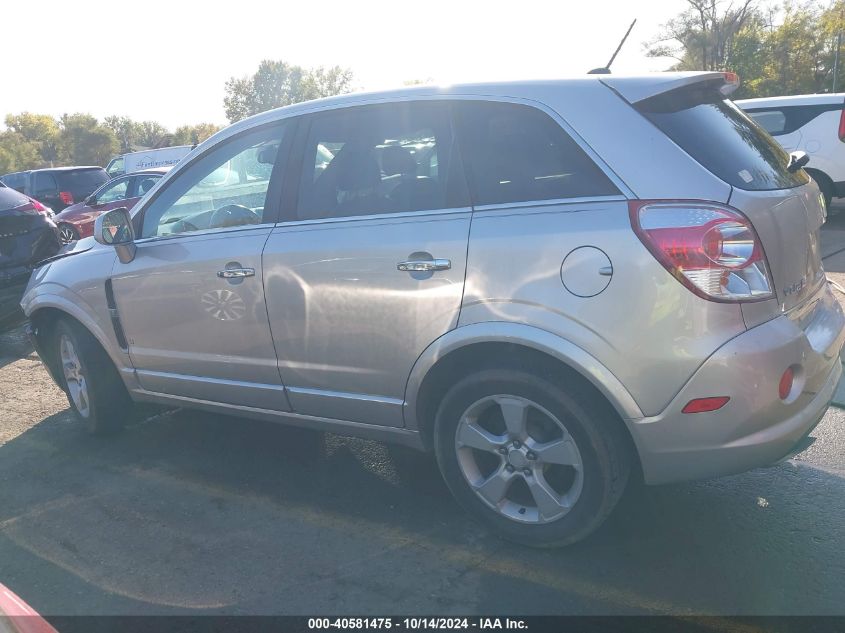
[{"xmin": 636, "ymin": 83, "xmax": 809, "ymax": 191}]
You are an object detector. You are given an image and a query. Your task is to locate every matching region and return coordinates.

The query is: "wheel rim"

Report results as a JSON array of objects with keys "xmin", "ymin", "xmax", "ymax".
[
  {"xmin": 59, "ymin": 225, "xmax": 76, "ymax": 244},
  {"xmin": 454, "ymin": 395, "xmax": 584, "ymax": 524},
  {"xmin": 59, "ymin": 334, "xmax": 90, "ymax": 418}
]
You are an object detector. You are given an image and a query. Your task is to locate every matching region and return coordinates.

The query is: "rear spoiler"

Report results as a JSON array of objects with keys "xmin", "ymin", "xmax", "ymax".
[{"xmin": 600, "ymin": 72, "xmax": 740, "ymax": 104}]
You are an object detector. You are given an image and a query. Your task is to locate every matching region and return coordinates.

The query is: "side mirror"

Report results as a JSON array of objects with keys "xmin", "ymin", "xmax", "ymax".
[{"xmin": 94, "ymin": 207, "xmax": 136, "ymax": 263}]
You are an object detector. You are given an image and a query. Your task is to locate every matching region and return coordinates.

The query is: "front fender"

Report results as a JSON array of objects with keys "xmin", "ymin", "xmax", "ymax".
[{"xmin": 402, "ymin": 321, "xmax": 643, "ymax": 431}]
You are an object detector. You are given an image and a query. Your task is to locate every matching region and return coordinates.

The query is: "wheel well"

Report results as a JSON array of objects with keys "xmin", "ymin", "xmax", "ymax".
[
  {"xmin": 413, "ymin": 342, "xmax": 642, "ymax": 478},
  {"xmin": 29, "ymin": 307, "xmax": 68, "ymax": 383}
]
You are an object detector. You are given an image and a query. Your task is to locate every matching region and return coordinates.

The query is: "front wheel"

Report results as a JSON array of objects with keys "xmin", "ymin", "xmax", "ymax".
[
  {"xmin": 434, "ymin": 368, "xmax": 631, "ymax": 547},
  {"xmin": 58, "ymin": 223, "xmax": 79, "ymax": 244},
  {"xmin": 53, "ymin": 319, "xmax": 130, "ymax": 435}
]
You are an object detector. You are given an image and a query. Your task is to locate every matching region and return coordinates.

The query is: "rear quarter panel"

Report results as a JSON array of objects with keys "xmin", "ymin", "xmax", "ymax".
[{"xmin": 459, "ymin": 199, "xmax": 747, "ymax": 416}]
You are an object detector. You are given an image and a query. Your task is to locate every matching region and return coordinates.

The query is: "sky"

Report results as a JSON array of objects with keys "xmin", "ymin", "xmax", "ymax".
[{"xmin": 1, "ymin": 0, "xmax": 686, "ymax": 130}]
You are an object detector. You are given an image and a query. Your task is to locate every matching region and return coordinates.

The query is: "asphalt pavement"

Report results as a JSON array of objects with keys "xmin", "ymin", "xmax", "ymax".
[{"xmin": 0, "ymin": 216, "xmax": 844, "ymax": 617}]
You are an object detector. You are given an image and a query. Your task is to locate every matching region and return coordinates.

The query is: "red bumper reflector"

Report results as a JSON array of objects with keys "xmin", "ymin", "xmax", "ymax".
[
  {"xmin": 779, "ymin": 368, "xmax": 794, "ymax": 400},
  {"xmin": 682, "ymin": 396, "xmax": 730, "ymax": 414}
]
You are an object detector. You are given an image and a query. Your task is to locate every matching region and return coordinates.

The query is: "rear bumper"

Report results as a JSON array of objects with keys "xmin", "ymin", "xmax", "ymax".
[
  {"xmin": 0, "ymin": 268, "xmax": 30, "ymax": 330},
  {"xmin": 632, "ymin": 282, "xmax": 845, "ymax": 485}
]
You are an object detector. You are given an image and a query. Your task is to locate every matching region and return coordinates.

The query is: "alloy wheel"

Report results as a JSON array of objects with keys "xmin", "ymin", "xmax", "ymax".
[
  {"xmin": 59, "ymin": 334, "xmax": 90, "ymax": 418},
  {"xmin": 454, "ymin": 394, "xmax": 584, "ymax": 524}
]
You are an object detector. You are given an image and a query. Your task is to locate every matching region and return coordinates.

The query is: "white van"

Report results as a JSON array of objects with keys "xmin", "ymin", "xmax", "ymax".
[
  {"xmin": 736, "ymin": 94, "xmax": 845, "ymax": 207},
  {"xmin": 106, "ymin": 146, "xmax": 193, "ymax": 178}
]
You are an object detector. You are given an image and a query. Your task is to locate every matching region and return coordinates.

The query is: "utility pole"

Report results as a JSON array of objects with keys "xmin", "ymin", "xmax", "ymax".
[{"xmin": 834, "ymin": 31, "xmax": 842, "ymax": 93}]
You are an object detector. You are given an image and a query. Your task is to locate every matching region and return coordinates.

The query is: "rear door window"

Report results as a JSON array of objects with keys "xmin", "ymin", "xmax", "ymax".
[
  {"xmin": 454, "ymin": 101, "xmax": 620, "ymax": 206},
  {"xmin": 637, "ymin": 83, "xmax": 809, "ymax": 191},
  {"xmin": 747, "ymin": 110, "xmax": 787, "ymax": 135}
]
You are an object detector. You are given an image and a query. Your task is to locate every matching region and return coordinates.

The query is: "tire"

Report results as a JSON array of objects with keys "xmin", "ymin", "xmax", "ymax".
[
  {"xmin": 808, "ymin": 171, "xmax": 834, "ymax": 212},
  {"xmin": 53, "ymin": 319, "xmax": 131, "ymax": 435},
  {"xmin": 57, "ymin": 223, "xmax": 79, "ymax": 244},
  {"xmin": 434, "ymin": 368, "xmax": 631, "ymax": 547}
]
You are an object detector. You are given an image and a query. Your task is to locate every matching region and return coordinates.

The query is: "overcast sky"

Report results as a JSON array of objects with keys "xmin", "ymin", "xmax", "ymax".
[{"xmin": 2, "ymin": 0, "xmax": 685, "ymax": 130}]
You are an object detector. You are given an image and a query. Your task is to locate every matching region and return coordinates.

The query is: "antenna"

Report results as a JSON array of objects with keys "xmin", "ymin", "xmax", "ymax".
[{"xmin": 588, "ymin": 18, "xmax": 637, "ymax": 75}]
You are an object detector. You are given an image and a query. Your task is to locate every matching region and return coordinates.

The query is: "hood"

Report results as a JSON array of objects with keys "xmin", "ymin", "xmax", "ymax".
[
  {"xmin": 55, "ymin": 200, "xmax": 88, "ymax": 219},
  {"xmin": 34, "ymin": 236, "xmax": 96, "ymax": 267}
]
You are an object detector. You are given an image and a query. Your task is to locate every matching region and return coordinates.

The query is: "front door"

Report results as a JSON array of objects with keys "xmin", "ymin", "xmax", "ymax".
[
  {"xmin": 111, "ymin": 122, "xmax": 293, "ymax": 411},
  {"xmin": 263, "ymin": 101, "xmax": 471, "ymax": 427}
]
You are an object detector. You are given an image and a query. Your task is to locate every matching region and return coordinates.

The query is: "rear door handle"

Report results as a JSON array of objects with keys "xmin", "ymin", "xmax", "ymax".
[
  {"xmin": 217, "ymin": 268, "xmax": 255, "ymax": 279},
  {"xmin": 397, "ymin": 258, "xmax": 451, "ymax": 272}
]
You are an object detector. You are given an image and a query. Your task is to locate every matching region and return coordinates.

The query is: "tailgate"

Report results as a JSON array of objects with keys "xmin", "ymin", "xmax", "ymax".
[{"xmin": 729, "ymin": 183, "xmax": 826, "ymax": 312}]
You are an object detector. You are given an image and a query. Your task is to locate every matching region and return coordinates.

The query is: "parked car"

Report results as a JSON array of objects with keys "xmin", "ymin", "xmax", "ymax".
[
  {"xmin": 0, "ymin": 183, "xmax": 60, "ymax": 331},
  {"xmin": 736, "ymin": 93, "xmax": 845, "ymax": 207},
  {"xmin": 21, "ymin": 72, "xmax": 845, "ymax": 547},
  {"xmin": 0, "ymin": 167, "xmax": 109, "ymax": 213},
  {"xmin": 106, "ymin": 146, "xmax": 193, "ymax": 178},
  {"xmin": 53, "ymin": 168, "xmax": 169, "ymax": 243}
]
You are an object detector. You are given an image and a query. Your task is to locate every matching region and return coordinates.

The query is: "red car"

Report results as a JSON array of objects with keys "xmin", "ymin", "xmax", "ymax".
[
  {"xmin": 52, "ymin": 167, "xmax": 169, "ymax": 243},
  {"xmin": 0, "ymin": 583, "xmax": 57, "ymax": 633}
]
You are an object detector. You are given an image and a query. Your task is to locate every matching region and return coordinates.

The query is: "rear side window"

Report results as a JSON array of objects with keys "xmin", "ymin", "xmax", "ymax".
[
  {"xmin": 455, "ymin": 101, "xmax": 620, "ymax": 206},
  {"xmin": 747, "ymin": 110, "xmax": 787, "ymax": 135},
  {"xmin": 637, "ymin": 84, "xmax": 809, "ymax": 191},
  {"xmin": 1, "ymin": 172, "xmax": 27, "ymax": 191},
  {"xmin": 56, "ymin": 169, "xmax": 109, "ymax": 192},
  {"xmin": 744, "ymin": 103, "xmax": 845, "ymax": 137},
  {"xmin": 33, "ymin": 172, "xmax": 58, "ymax": 193}
]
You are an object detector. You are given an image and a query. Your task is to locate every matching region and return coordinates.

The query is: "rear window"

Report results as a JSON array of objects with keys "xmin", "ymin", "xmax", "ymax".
[
  {"xmin": 0, "ymin": 186, "xmax": 31, "ymax": 212},
  {"xmin": 55, "ymin": 169, "xmax": 109, "ymax": 192},
  {"xmin": 637, "ymin": 83, "xmax": 809, "ymax": 191}
]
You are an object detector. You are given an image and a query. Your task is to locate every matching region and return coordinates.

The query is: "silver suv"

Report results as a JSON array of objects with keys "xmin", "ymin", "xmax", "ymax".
[{"xmin": 21, "ymin": 72, "xmax": 845, "ymax": 546}]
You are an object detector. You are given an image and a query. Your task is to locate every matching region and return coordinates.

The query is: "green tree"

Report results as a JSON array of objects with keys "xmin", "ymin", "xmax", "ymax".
[
  {"xmin": 136, "ymin": 120, "xmax": 170, "ymax": 148},
  {"xmin": 172, "ymin": 123, "xmax": 221, "ymax": 146},
  {"xmin": 223, "ymin": 60, "xmax": 354, "ymax": 122},
  {"xmin": 104, "ymin": 115, "xmax": 138, "ymax": 152},
  {"xmin": 58, "ymin": 113, "xmax": 118, "ymax": 166},
  {"xmin": 5, "ymin": 112, "xmax": 61, "ymax": 165},
  {"xmin": 0, "ymin": 131, "xmax": 41, "ymax": 172}
]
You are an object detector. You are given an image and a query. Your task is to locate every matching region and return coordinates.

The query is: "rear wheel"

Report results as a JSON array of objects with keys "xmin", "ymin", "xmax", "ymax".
[
  {"xmin": 434, "ymin": 368, "xmax": 630, "ymax": 547},
  {"xmin": 58, "ymin": 223, "xmax": 79, "ymax": 244},
  {"xmin": 53, "ymin": 319, "xmax": 130, "ymax": 435}
]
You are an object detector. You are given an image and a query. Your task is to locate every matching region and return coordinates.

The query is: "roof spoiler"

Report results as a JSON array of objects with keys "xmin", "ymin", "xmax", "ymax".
[{"xmin": 600, "ymin": 72, "xmax": 740, "ymax": 104}]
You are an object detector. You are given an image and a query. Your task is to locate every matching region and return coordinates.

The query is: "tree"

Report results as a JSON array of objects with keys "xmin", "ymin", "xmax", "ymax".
[
  {"xmin": 172, "ymin": 123, "xmax": 221, "ymax": 146},
  {"xmin": 58, "ymin": 113, "xmax": 118, "ymax": 166},
  {"xmin": 136, "ymin": 120, "xmax": 170, "ymax": 148},
  {"xmin": 104, "ymin": 115, "xmax": 138, "ymax": 153},
  {"xmin": 646, "ymin": 0, "xmax": 845, "ymax": 98},
  {"xmin": 0, "ymin": 131, "xmax": 41, "ymax": 172},
  {"xmin": 5, "ymin": 112, "xmax": 61, "ymax": 165},
  {"xmin": 646, "ymin": 0, "xmax": 758, "ymax": 71},
  {"xmin": 223, "ymin": 59, "xmax": 354, "ymax": 122}
]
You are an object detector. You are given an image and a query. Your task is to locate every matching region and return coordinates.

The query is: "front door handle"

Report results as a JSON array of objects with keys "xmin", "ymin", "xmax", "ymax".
[
  {"xmin": 397, "ymin": 258, "xmax": 451, "ymax": 272},
  {"xmin": 217, "ymin": 268, "xmax": 255, "ymax": 279}
]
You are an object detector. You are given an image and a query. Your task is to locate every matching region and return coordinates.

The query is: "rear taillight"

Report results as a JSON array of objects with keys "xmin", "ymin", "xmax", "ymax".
[
  {"xmin": 30, "ymin": 199, "xmax": 50, "ymax": 215},
  {"xmin": 59, "ymin": 191, "xmax": 74, "ymax": 205},
  {"xmin": 630, "ymin": 200, "xmax": 773, "ymax": 302},
  {"xmin": 838, "ymin": 109, "xmax": 845, "ymax": 142}
]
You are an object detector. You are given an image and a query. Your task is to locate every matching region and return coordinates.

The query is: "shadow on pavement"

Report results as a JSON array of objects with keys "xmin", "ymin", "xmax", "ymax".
[{"xmin": 0, "ymin": 405, "xmax": 842, "ymax": 616}]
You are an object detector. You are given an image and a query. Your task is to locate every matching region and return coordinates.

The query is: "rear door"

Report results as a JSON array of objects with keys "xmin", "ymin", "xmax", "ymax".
[
  {"xmin": 634, "ymin": 81, "xmax": 824, "ymax": 314},
  {"xmin": 263, "ymin": 101, "xmax": 471, "ymax": 427}
]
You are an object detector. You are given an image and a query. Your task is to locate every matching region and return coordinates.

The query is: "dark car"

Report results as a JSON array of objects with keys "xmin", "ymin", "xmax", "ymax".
[
  {"xmin": 0, "ymin": 166, "xmax": 110, "ymax": 212},
  {"xmin": 53, "ymin": 167, "xmax": 168, "ymax": 243},
  {"xmin": 0, "ymin": 182, "xmax": 61, "ymax": 330}
]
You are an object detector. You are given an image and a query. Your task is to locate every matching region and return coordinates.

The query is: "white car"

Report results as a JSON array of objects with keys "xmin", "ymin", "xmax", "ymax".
[{"xmin": 736, "ymin": 93, "xmax": 845, "ymax": 207}]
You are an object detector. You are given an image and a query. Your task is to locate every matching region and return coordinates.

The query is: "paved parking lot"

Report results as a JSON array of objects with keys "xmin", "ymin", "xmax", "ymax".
[{"xmin": 1, "ymin": 215, "xmax": 845, "ymax": 617}]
